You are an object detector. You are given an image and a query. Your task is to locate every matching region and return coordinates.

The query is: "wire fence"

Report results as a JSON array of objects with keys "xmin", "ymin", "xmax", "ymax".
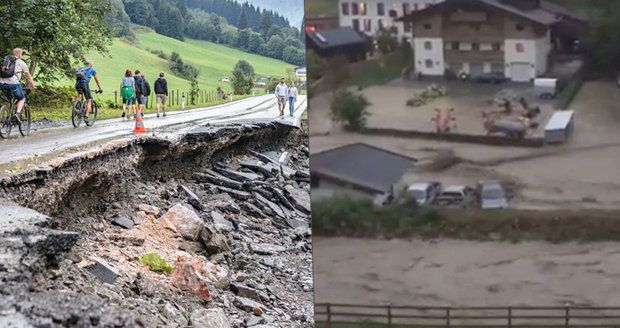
[
  {"xmin": 112, "ymin": 89, "xmax": 235, "ymax": 110},
  {"xmin": 315, "ymin": 303, "xmax": 620, "ymax": 327}
]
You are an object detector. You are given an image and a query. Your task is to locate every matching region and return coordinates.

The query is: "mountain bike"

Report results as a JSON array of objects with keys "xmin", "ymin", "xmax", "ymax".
[
  {"xmin": 0, "ymin": 88, "xmax": 31, "ymax": 139},
  {"xmin": 72, "ymin": 90, "xmax": 102, "ymax": 128}
]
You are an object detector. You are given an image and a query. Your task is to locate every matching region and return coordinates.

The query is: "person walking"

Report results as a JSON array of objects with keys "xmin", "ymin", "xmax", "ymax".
[
  {"xmin": 275, "ymin": 78, "xmax": 288, "ymax": 116},
  {"xmin": 142, "ymin": 73, "xmax": 151, "ymax": 109},
  {"xmin": 287, "ymin": 82, "xmax": 298, "ymax": 116},
  {"xmin": 119, "ymin": 69, "xmax": 135, "ymax": 119},
  {"xmin": 133, "ymin": 69, "xmax": 146, "ymax": 116},
  {"xmin": 154, "ymin": 72, "xmax": 168, "ymax": 118}
]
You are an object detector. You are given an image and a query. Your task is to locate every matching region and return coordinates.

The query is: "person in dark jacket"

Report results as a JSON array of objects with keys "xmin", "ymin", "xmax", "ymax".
[
  {"xmin": 143, "ymin": 74, "xmax": 151, "ymax": 109},
  {"xmin": 154, "ymin": 72, "xmax": 168, "ymax": 118},
  {"xmin": 133, "ymin": 70, "xmax": 146, "ymax": 116}
]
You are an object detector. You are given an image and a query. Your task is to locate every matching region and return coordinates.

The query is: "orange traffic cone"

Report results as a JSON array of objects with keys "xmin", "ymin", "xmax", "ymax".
[{"xmin": 133, "ymin": 112, "xmax": 147, "ymax": 134}]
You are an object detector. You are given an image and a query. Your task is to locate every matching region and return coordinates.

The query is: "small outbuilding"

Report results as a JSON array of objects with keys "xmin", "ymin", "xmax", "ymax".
[{"xmin": 306, "ymin": 27, "xmax": 372, "ymax": 62}]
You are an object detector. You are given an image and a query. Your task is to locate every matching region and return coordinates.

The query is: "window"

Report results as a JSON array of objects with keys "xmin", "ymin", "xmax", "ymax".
[
  {"xmin": 424, "ymin": 41, "xmax": 432, "ymax": 50},
  {"xmin": 404, "ymin": 22, "xmax": 412, "ymax": 32},
  {"xmin": 377, "ymin": 3, "xmax": 385, "ymax": 16},
  {"xmin": 352, "ymin": 19, "xmax": 360, "ymax": 31},
  {"xmin": 378, "ymin": 19, "xmax": 384, "ymax": 30},
  {"xmin": 364, "ymin": 19, "xmax": 372, "ymax": 31},
  {"xmin": 425, "ymin": 59, "xmax": 434, "ymax": 68},
  {"xmin": 472, "ymin": 42, "xmax": 480, "ymax": 51},
  {"xmin": 452, "ymin": 42, "xmax": 460, "ymax": 50},
  {"xmin": 360, "ymin": 2, "xmax": 367, "ymax": 15},
  {"xmin": 342, "ymin": 2, "xmax": 350, "ymax": 15},
  {"xmin": 352, "ymin": 2, "xmax": 359, "ymax": 15},
  {"xmin": 389, "ymin": 9, "xmax": 397, "ymax": 18},
  {"xmin": 403, "ymin": 3, "xmax": 410, "ymax": 15},
  {"xmin": 516, "ymin": 43, "xmax": 524, "ymax": 53},
  {"xmin": 493, "ymin": 43, "xmax": 502, "ymax": 51},
  {"xmin": 516, "ymin": 23, "xmax": 525, "ymax": 31},
  {"xmin": 424, "ymin": 23, "xmax": 432, "ymax": 30}
]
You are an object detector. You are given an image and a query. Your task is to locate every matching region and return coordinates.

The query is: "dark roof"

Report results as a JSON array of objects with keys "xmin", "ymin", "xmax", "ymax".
[
  {"xmin": 306, "ymin": 27, "xmax": 368, "ymax": 50},
  {"xmin": 311, "ymin": 143, "xmax": 416, "ymax": 194},
  {"xmin": 398, "ymin": 0, "xmax": 586, "ymax": 27}
]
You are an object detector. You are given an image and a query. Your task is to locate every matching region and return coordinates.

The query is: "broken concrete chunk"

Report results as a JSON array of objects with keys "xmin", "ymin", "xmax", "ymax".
[
  {"xmin": 195, "ymin": 171, "xmax": 244, "ymax": 190},
  {"xmin": 285, "ymin": 217, "xmax": 309, "ymax": 230},
  {"xmin": 234, "ymin": 296, "xmax": 265, "ymax": 313},
  {"xmin": 200, "ymin": 225, "xmax": 231, "ymax": 254},
  {"xmin": 179, "ymin": 184, "xmax": 204, "ymax": 211},
  {"xmin": 190, "ymin": 308, "xmax": 231, "ymax": 328},
  {"xmin": 284, "ymin": 185, "xmax": 311, "ymax": 214},
  {"xmin": 214, "ymin": 166, "xmax": 262, "ymax": 182},
  {"xmin": 112, "ymin": 215, "xmax": 134, "ymax": 230},
  {"xmin": 211, "ymin": 211, "xmax": 234, "ymax": 232},
  {"xmin": 137, "ymin": 204, "xmax": 161, "ymax": 216},
  {"xmin": 239, "ymin": 202, "xmax": 265, "ymax": 218},
  {"xmin": 249, "ymin": 243, "xmax": 286, "ymax": 255},
  {"xmin": 230, "ymin": 283, "xmax": 262, "ymax": 302},
  {"xmin": 239, "ymin": 160, "xmax": 277, "ymax": 178},
  {"xmin": 216, "ymin": 186, "xmax": 251, "ymax": 201},
  {"xmin": 87, "ymin": 258, "xmax": 120, "ymax": 284},
  {"xmin": 160, "ymin": 204, "xmax": 203, "ymax": 240},
  {"xmin": 253, "ymin": 193, "xmax": 285, "ymax": 219}
]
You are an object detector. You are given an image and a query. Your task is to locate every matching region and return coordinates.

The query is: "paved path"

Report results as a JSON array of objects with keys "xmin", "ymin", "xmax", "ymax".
[{"xmin": 0, "ymin": 94, "xmax": 307, "ymax": 166}]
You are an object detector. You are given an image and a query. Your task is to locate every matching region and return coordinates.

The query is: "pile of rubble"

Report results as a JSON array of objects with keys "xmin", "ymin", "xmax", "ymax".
[
  {"xmin": 1, "ymin": 124, "xmax": 313, "ymax": 327},
  {"xmin": 406, "ymin": 84, "xmax": 447, "ymax": 107}
]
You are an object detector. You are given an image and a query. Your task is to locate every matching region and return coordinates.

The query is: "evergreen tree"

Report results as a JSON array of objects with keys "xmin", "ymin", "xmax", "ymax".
[
  {"xmin": 237, "ymin": 7, "xmax": 248, "ymax": 30},
  {"xmin": 260, "ymin": 10, "xmax": 272, "ymax": 35}
]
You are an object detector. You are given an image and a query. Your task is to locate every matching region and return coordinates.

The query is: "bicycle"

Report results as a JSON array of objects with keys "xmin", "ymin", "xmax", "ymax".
[
  {"xmin": 72, "ymin": 89, "xmax": 102, "ymax": 128},
  {"xmin": 0, "ymin": 88, "xmax": 31, "ymax": 139}
]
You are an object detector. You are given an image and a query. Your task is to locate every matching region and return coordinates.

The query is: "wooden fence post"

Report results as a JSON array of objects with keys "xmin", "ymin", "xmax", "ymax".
[
  {"xmin": 508, "ymin": 307, "xmax": 512, "ymax": 328},
  {"xmin": 114, "ymin": 91, "xmax": 117, "ymax": 106},
  {"xmin": 326, "ymin": 304, "xmax": 332, "ymax": 328},
  {"xmin": 446, "ymin": 307, "xmax": 451, "ymax": 327},
  {"xmin": 387, "ymin": 305, "xmax": 392, "ymax": 327},
  {"xmin": 565, "ymin": 307, "xmax": 570, "ymax": 328},
  {"xmin": 176, "ymin": 89, "xmax": 179, "ymax": 105}
]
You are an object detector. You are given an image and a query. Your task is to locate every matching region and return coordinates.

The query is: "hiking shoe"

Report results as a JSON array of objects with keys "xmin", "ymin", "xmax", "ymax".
[
  {"xmin": 121, "ymin": 112, "xmax": 126, "ymax": 118},
  {"xmin": 157, "ymin": 113, "xmax": 160, "ymax": 118},
  {"xmin": 163, "ymin": 112, "xmax": 166, "ymax": 117}
]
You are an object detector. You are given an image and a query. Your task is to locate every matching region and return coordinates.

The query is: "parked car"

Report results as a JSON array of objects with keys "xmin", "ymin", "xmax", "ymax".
[
  {"xmin": 473, "ymin": 72, "xmax": 508, "ymax": 84},
  {"xmin": 434, "ymin": 185, "xmax": 476, "ymax": 208},
  {"xmin": 477, "ymin": 181, "xmax": 509, "ymax": 209},
  {"xmin": 407, "ymin": 182, "xmax": 442, "ymax": 206}
]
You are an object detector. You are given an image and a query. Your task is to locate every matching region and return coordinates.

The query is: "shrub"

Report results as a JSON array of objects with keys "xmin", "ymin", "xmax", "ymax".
[
  {"xmin": 139, "ymin": 253, "xmax": 173, "ymax": 274},
  {"xmin": 27, "ymin": 86, "xmax": 74, "ymax": 109},
  {"xmin": 330, "ymin": 89, "xmax": 371, "ymax": 130}
]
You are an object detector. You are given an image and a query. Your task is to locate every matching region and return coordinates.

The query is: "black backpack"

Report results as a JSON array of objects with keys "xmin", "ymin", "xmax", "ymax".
[
  {"xmin": 75, "ymin": 66, "xmax": 89, "ymax": 81},
  {"xmin": 0, "ymin": 55, "xmax": 17, "ymax": 79}
]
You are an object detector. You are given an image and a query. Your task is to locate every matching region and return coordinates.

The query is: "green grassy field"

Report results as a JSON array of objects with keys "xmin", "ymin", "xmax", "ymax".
[{"xmin": 55, "ymin": 31, "xmax": 294, "ymax": 103}]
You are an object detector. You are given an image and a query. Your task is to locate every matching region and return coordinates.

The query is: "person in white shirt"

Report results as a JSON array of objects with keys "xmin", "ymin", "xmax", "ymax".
[
  {"xmin": 0, "ymin": 48, "xmax": 37, "ymax": 122},
  {"xmin": 274, "ymin": 78, "xmax": 288, "ymax": 116},
  {"xmin": 287, "ymin": 83, "xmax": 298, "ymax": 116}
]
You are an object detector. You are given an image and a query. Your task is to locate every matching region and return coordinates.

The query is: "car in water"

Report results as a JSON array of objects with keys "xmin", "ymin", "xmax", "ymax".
[
  {"xmin": 473, "ymin": 72, "xmax": 509, "ymax": 84},
  {"xmin": 477, "ymin": 181, "xmax": 509, "ymax": 209},
  {"xmin": 407, "ymin": 182, "xmax": 442, "ymax": 206},
  {"xmin": 434, "ymin": 185, "xmax": 476, "ymax": 208}
]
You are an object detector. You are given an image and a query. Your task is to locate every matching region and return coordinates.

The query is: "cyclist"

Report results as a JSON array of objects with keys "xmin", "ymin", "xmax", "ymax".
[
  {"xmin": 0, "ymin": 48, "xmax": 36, "ymax": 123},
  {"xmin": 75, "ymin": 60, "xmax": 102, "ymax": 121}
]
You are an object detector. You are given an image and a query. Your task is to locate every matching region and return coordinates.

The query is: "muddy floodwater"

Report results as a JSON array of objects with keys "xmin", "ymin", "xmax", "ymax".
[{"xmin": 314, "ymin": 237, "xmax": 620, "ymax": 307}]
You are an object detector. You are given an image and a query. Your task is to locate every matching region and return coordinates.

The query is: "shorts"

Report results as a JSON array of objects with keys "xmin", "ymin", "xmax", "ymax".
[
  {"xmin": 0, "ymin": 83, "xmax": 25, "ymax": 100},
  {"xmin": 75, "ymin": 81, "xmax": 92, "ymax": 100},
  {"xmin": 122, "ymin": 97, "xmax": 134, "ymax": 105},
  {"xmin": 135, "ymin": 94, "xmax": 146, "ymax": 105},
  {"xmin": 277, "ymin": 96, "xmax": 287, "ymax": 107},
  {"xmin": 156, "ymin": 94, "xmax": 167, "ymax": 104}
]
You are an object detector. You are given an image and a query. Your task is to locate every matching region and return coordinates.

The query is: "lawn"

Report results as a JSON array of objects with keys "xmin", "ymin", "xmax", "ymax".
[
  {"xmin": 54, "ymin": 31, "xmax": 294, "ymax": 104},
  {"xmin": 306, "ymin": 0, "xmax": 338, "ymax": 17}
]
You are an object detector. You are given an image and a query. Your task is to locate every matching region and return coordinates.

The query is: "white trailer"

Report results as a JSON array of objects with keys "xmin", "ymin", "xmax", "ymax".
[
  {"xmin": 545, "ymin": 110, "xmax": 575, "ymax": 144},
  {"xmin": 534, "ymin": 78, "xmax": 558, "ymax": 99}
]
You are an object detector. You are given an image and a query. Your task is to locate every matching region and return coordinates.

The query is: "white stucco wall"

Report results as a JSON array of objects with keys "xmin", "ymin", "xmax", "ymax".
[
  {"xmin": 504, "ymin": 39, "xmax": 537, "ymax": 81},
  {"xmin": 414, "ymin": 37, "xmax": 445, "ymax": 75},
  {"xmin": 338, "ymin": 0, "xmax": 444, "ymax": 40}
]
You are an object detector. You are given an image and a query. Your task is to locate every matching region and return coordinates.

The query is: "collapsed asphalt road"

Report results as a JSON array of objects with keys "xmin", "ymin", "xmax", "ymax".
[
  {"xmin": 0, "ymin": 120, "xmax": 312, "ymax": 327},
  {"xmin": 0, "ymin": 94, "xmax": 307, "ymax": 166}
]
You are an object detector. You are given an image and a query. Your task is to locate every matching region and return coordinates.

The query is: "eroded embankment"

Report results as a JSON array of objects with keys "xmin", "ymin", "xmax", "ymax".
[{"xmin": 0, "ymin": 122, "xmax": 313, "ymax": 327}]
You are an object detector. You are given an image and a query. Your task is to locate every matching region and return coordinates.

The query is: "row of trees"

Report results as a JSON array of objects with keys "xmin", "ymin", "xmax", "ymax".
[{"xmin": 185, "ymin": 0, "xmax": 290, "ymax": 33}]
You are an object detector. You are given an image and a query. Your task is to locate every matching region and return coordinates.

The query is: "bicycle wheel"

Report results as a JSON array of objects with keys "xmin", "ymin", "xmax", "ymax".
[
  {"xmin": 0, "ymin": 102, "xmax": 13, "ymax": 139},
  {"xmin": 72, "ymin": 101, "xmax": 82, "ymax": 128},
  {"xmin": 86, "ymin": 100, "xmax": 98, "ymax": 126},
  {"xmin": 19, "ymin": 104, "xmax": 31, "ymax": 136}
]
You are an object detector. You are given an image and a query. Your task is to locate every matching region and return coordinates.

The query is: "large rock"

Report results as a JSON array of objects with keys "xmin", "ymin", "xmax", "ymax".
[
  {"xmin": 234, "ymin": 296, "xmax": 265, "ymax": 313},
  {"xmin": 249, "ymin": 243, "xmax": 286, "ymax": 255},
  {"xmin": 200, "ymin": 225, "xmax": 231, "ymax": 254},
  {"xmin": 211, "ymin": 211, "xmax": 234, "ymax": 232},
  {"xmin": 86, "ymin": 258, "xmax": 120, "ymax": 284},
  {"xmin": 171, "ymin": 256, "xmax": 228, "ymax": 302},
  {"xmin": 190, "ymin": 308, "xmax": 231, "ymax": 328},
  {"xmin": 160, "ymin": 204, "xmax": 203, "ymax": 240}
]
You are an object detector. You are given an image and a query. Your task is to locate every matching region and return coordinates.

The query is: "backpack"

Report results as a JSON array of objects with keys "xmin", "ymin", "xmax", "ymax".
[
  {"xmin": 144, "ymin": 80, "xmax": 151, "ymax": 97},
  {"xmin": 134, "ymin": 76, "xmax": 144, "ymax": 94},
  {"xmin": 121, "ymin": 85, "xmax": 134, "ymax": 100},
  {"xmin": 0, "ymin": 55, "xmax": 17, "ymax": 79},
  {"xmin": 76, "ymin": 66, "xmax": 89, "ymax": 81}
]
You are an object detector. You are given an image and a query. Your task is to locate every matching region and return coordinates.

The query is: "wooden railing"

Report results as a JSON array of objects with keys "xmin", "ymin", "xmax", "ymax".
[{"xmin": 315, "ymin": 303, "xmax": 620, "ymax": 327}]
